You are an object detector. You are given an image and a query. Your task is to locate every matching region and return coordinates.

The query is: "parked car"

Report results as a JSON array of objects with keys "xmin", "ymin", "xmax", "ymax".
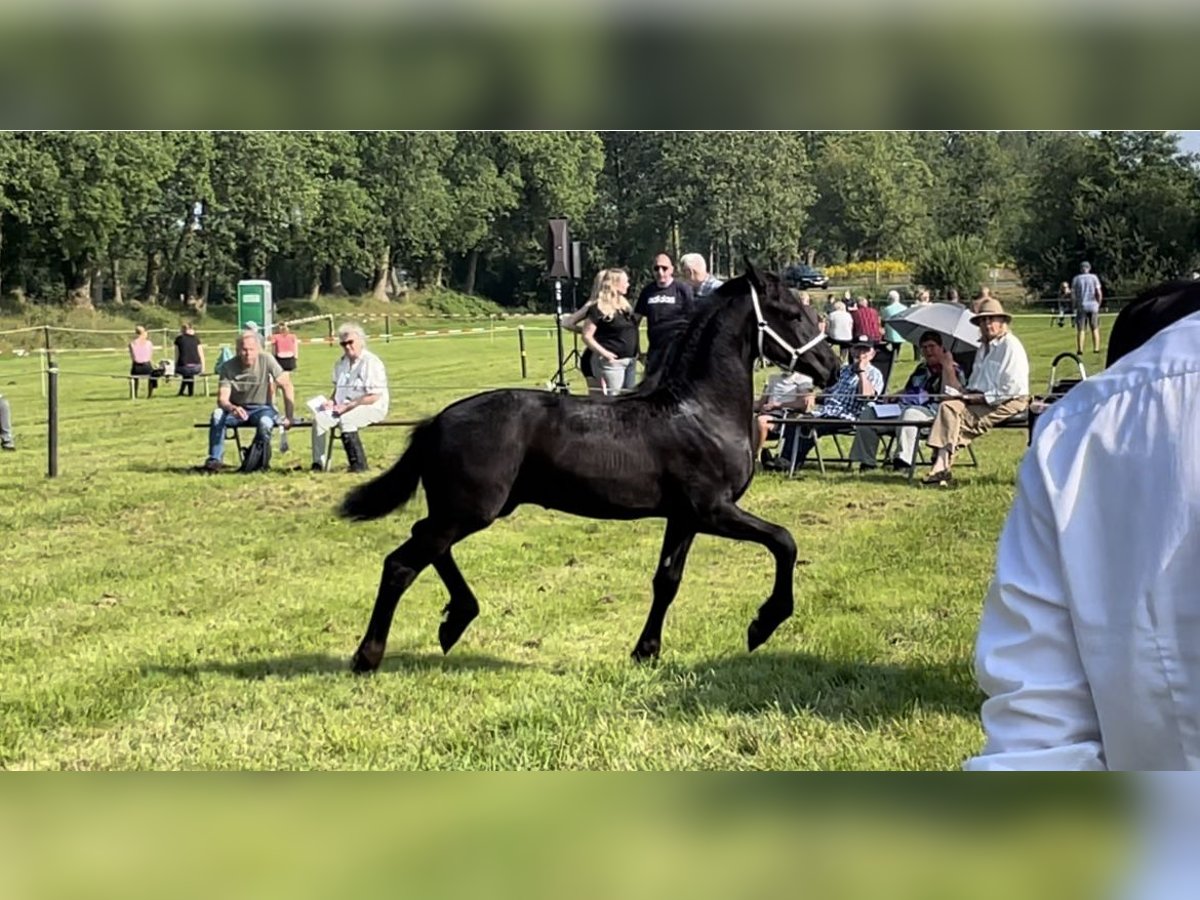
[{"xmin": 783, "ymin": 264, "xmax": 829, "ymax": 290}]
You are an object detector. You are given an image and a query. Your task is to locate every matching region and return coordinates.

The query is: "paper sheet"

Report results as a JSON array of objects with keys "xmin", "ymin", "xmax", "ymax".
[{"xmin": 307, "ymin": 395, "xmax": 337, "ymax": 429}]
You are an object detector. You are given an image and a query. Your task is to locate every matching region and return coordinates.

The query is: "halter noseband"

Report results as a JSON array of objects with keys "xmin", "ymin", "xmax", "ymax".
[{"xmin": 749, "ymin": 283, "xmax": 826, "ymax": 371}]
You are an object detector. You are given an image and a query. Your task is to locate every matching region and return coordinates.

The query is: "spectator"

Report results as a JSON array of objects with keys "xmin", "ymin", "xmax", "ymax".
[
  {"xmin": 826, "ymin": 299, "xmax": 854, "ymax": 346},
  {"xmin": 965, "ymin": 309, "xmax": 1200, "ymax": 770},
  {"xmin": 204, "ymin": 331, "xmax": 295, "ymax": 473},
  {"xmin": 1071, "ymin": 260, "xmax": 1104, "ymax": 355},
  {"xmin": 269, "ymin": 322, "xmax": 300, "ymax": 372},
  {"xmin": 679, "ymin": 252, "xmax": 723, "ymax": 307},
  {"xmin": 881, "ymin": 289, "xmax": 908, "ymax": 350},
  {"xmin": 562, "ymin": 278, "xmax": 602, "ymax": 395},
  {"xmin": 755, "ymin": 368, "xmax": 815, "ymax": 469},
  {"xmin": 914, "ymin": 288, "xmax": 933, "ymax": 306},
  {"xmin": 766, "ymin": 335, "xmax": 884, "ymax": 472},
  {"xmin": 0, "ymin": 393, "xmax": 13, "ymax": 450},
  {"xmin": 824, "ymin": 293, "xmax": 837, "ymax": 313},
  {"xmin": 311, "ymin": 323, "xmax": 389, "ymax": 473},
  {"xmin": 972, "ymin": 286, "xmax": 993, "ymax": 314},
  {"xmin": 173, "ymin": 322, "xmax": 206, "ymax": 397},
  {"xmin": 945, "ymin": 287, "xmax": 964, "ymax": 307},
  {"xmin": 634, "ymin": 253, "xmax": 694, "ymax": 379},
  {"xmin": 849, "ymin": 330, "xmax": 964, "ymax": 472},
  {"xmin": 921, "ymin": 298, "xmax": 1030, "ymax": 486},
  {"xmin": 129, "ymin": 325, "xmax": 157, "ymax": 398},
  {"xmin": 850, "ymin": 296, "xmax": 884, "ymax": 343},
  {"xmin": 579, "ymin": 268, "xmax": 638, "ymax": 396}
]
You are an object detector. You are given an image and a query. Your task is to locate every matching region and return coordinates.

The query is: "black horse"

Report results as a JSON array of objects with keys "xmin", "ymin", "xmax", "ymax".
[{"xmin": 339, "ymin": 262, "xmax": 842, "ymax": 672}]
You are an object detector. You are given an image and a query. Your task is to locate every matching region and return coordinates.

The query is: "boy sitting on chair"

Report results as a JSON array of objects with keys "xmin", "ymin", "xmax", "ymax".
[{"xmin": 311, "ymin": 323, "xmax": 389, "ymax": 473}]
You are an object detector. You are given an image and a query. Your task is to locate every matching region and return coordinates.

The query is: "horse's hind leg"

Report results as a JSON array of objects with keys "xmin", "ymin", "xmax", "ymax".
[
  {"xmin": 433, "ymin": 549, "xmax": 479, "ymax": 655},
  {"xmin": 351, "ymin": 517, "xmax": 458, "ymax": 673},
  {"xmin": 632, "ymin": 518, "xmax": 696, "ymax": 662}
]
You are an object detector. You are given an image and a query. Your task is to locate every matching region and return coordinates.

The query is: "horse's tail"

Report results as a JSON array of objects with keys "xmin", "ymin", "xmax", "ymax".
[{"xmin": 338, "ymin": 418, "xmax": 434, "ymax": 522}]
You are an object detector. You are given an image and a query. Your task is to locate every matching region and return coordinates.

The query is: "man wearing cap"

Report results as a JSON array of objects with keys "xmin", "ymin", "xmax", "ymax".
[
  {"xmin": 766, "ymin": 335, "xmax": 884, "ymax": 473},
  {"xmin": 1071, "ymin": 261, "xmax": 1104, "ymax": 355},
  {"xmin": 921, "ymin": 298, "xmax": 1029, "ymax": 486}
]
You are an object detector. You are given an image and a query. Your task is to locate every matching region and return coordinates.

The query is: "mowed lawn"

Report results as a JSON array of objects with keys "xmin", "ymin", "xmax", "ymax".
[{"xmin": 0, "ymin": 310, "xmax": 1103, "ymax": 769}]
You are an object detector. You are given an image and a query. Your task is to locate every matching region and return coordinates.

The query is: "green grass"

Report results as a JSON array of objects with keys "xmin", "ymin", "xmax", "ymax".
[{"xmin": 0, "ymin": 308, "xmax": 1108, "ymax": 769}]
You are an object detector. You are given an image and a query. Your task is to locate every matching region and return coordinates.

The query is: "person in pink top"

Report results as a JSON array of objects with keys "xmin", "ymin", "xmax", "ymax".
[
  {"xmin": 268, "ymin": 323, "xmax": 299, "ymax": 372},
  {"xmin": 128, "ymin": 325, "xmax": 157, "ymax": 398}
]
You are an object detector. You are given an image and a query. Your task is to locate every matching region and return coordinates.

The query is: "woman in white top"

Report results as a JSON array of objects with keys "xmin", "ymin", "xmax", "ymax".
[{"xmin": 311, "ymin": 323, "xmax": 389, "ymax": 473}]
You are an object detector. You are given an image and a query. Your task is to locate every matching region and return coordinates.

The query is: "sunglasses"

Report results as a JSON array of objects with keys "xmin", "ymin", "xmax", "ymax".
[{"xmin": 339, "ymin": 339, "xmax": 355, "ymax": 347}]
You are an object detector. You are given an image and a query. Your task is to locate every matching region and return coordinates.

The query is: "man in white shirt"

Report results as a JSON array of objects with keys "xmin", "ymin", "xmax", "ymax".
[
  {"xmin": 1070, "ymin": 260, "xmax": 1104, "ymax": 356},
  {"xmin": 754, "ymin": 368, "xmax": 814, "ymax": 468},
  {"xmin": 966, "ymin": 307, "xmax": 1200, "ymax": 770},
  {"xmin": 311, "ymin": 322, "xmax": 389, "ymax": 472},
  {"xmin": 921, "ymin": 298, "xmax": 1029, "ymax": 486}
]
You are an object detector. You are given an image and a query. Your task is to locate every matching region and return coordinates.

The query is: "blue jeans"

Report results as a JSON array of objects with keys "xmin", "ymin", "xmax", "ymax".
[{"xmin": 207, "ymin": 404, "xmax": 276, "ymax": 463}]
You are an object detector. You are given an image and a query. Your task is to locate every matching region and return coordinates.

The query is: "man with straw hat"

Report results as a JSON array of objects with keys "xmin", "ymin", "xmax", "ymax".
[{"xmin": 921, "ymin": 297, "xmax": 1030, "ymax": 486}]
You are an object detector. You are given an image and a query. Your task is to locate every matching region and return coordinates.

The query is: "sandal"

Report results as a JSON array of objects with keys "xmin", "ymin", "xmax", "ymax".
[{"xmin": 920, "ymin": 470, "xmax": 953, "ymax": 486}]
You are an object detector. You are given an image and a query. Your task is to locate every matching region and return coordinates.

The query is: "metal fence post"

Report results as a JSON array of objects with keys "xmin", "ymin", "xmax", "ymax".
[
  {"xmin": 47, "ymin": 364, "xmax": 59, "ymax": 478},
  {"xmin": 518, "ymin": 326, "xmax": 527, "ymax": 379}
]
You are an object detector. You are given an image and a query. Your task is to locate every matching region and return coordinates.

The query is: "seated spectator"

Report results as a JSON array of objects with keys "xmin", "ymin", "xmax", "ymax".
[
  {"xmin": 0, "ymin": 393, "xmax": 13, "ymax": 450},
  {"xmin": 765, "ymin": 335, "xmax": 884, "ymax": 472},
  {"xmin": 173, "ymin": 322, "xmax": 206, "ymax": 397},
  {"xmin": 850, "ymin": 297, "xmax": 884, "ymax": 343},
  {"xmin": 755, "ymin": 368, "xmax": 815, "ymax": 469},
  {"xmin": 129, "ymin": 325, "xmax": 157, "ymax": 398},
  {"xmin": 922, "ymin": 299, "xmax": 1030, "ymax": 486},
  {"xmin": 204, "ymin": 331, "xmax": 295, "ymax": 473},
  {"xmin": 849, "ymin": 330, "xmax": 964, "ymax": 472},
  {"xmin": 269, "ymin": 322, "xmax": 300, "ymax": 372},
  {"xmin": 826, "ymin": 299, "xmax": 854, "ymax": 347},
  {"xmin": 311, "ymin": 323, "xmax": 389, "ymax": 473}
]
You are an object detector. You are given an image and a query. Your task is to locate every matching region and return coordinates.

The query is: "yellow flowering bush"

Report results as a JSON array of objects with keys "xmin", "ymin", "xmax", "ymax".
[{"xmin": 823, "ymin": 260, "xmax": 912, "ymax": 280}]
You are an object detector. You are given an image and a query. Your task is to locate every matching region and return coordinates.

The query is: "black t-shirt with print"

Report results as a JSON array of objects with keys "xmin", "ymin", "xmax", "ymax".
[
  {"xmin": 586, "ymin": 306, "xmax": 639, "ymax": 360},
  {"xmin": 634, "ymin": 280, "xmax": 695, "ymax": 350}
]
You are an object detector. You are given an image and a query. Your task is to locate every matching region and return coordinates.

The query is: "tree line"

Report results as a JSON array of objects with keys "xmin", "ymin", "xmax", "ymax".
[{"xmin": 1, "ymin": 131, "xmax": 1196, "ymax": 311}]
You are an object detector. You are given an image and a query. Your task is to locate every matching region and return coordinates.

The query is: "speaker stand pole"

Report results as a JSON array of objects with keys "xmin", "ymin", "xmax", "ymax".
[{"xmin": 552, "ymin": 277, "xmax": 569, "ymax": 395}]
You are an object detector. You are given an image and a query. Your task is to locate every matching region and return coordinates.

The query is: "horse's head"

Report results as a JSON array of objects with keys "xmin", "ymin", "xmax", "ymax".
[{"xmin": 741, "ymin": 260, "xmax": 841, "ymax": 387}]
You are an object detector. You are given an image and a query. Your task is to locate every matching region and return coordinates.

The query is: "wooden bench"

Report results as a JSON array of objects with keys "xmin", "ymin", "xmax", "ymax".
[{"xmin": 192, "ymin": 416, "xmax": 421, "ymax": 471}]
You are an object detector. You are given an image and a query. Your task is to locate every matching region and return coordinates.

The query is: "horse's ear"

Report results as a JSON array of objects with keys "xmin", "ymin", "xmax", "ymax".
[{"xmin": 743, "ymin": 256, "xmax": 763, "ymax": 289}]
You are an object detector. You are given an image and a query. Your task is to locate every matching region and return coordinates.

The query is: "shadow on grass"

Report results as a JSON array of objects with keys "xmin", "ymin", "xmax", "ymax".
[
  {"xmin": 659, "ymin": 650, "xmax": 979, "ymax": 727},
  {"xmin": 143, "ymin": 650, "xmax": 529, "ymax": 681}
]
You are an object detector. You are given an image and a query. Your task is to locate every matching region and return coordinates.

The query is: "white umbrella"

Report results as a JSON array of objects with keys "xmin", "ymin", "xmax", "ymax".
[{"xmin": 887, "ymin": 303, "xmax": 981, "ymax": 355}]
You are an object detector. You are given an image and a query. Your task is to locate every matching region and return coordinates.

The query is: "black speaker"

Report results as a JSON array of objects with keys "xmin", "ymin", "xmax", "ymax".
[
  {"xmin": 547, "ymin": 218, "xmax": 571, "ymax": 278},
  {"xmin": 571, "ymin": 241, "xmax": 584, "ymax": 280}
]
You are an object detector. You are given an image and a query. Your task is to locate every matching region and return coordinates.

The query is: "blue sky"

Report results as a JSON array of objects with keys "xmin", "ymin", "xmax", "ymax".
[{"xmin": 1175, "ymin": 131, "xmax": 1200, "ymax": 154}]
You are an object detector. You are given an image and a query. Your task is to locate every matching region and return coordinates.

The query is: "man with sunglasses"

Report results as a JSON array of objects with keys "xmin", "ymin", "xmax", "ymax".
[
  {"xmin": 311, "ymin": 322, "xmax": 389, "ymax": 472},
  {"xmin": 634, "ymin": 253, "xmax": 695, "ymax": 379}
]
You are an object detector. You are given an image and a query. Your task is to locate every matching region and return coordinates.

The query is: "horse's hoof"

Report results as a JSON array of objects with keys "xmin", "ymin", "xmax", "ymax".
[
  {"xmin": 351, "ymin": 640, "xmax": 385, "ymax": 674},
  {"xmin": 438, "ymin": 611, "xmax": 477, "ymax": 655},
  {"xmin": 747, "ymin": 620, "xmax": 771, "ymax": 652},
  {"xmin": 630, "ymin": 639, "xmax": 661, "ymax": 663}
]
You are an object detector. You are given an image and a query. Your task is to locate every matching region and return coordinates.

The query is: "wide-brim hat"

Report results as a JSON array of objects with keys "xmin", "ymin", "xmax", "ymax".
[{"xmin": 970, "ymin": 298, "xmax": 1012, "ymax": 324}]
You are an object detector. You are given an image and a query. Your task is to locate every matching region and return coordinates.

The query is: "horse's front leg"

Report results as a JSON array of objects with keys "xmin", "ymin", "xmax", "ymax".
[
  {"xmin": 632, "ymin": 518, "xmax": 697, "ymax": 662},
  {"xmin": 696, "ymin": 502, "xmax": 797, "ymax": 652}
]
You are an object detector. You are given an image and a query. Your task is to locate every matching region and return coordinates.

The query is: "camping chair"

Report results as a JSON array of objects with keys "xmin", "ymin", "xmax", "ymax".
[{"xmin": 1027, "ymin": 352, "xmax": 1088, "ymax": 443}]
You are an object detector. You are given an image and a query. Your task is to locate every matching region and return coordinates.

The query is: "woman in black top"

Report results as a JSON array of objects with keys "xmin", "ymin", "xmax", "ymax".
[{"xmin": 581, "ymin": 268, "xmax": 639, "ymax": 396}]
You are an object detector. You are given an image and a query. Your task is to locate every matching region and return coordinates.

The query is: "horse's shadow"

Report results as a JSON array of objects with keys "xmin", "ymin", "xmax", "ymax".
[
  {"xmin": 658, "ymin": 651, "xmax": 979, "ymax": 727},
  {"xmin": 143, "ymin": 650, "xmax": 528, "ymax": 681}
]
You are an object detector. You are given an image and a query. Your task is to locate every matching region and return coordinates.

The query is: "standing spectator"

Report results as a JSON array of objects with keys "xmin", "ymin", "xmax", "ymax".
[
  {"xmin": 579, "ymin": 268, "xmax": 638, "ymax": 396},
  {"xmin": 173, "ymin": 322, "xmax": 206, "ymax": 397},
  {"xmin": 921, "ymin": 298, "xmax": 1030, "ymax": 486},
  {"xmin": 881, "ymin": 289, "xmax": 908, "ymax": 351},
  {"xmin": 562, "ymin": 276, "xmax": 602, "ymax": 395},
  {"xmin": 269, "ymin": 322, "xmax": 300, "ymax": 372},
  {"xmin": 128, "ymin": 325, "xmax": 157, "ymax": 398},
  {"xmin": 914, "ymin": 288, "xmax": 933, "ymax": 306},
  {"xmin": 679, "ymin": 252, "xmax": 724, "ymax": 308},
  {"xmin": 850, "ymin": 296, "xmax": 883, "ymax": 343},
  {"xmin": 767, "ymin": 335, "xmax": 884, "ymax": 472},
  {"xmin": 849, "ymin": 331, "xmax": 963, "ymax": 472},
  {"xmin": 965, "ymin": 308, "xmax": 1200, "ymax": 770},
  {"xmin": 634, "ymin": 253, "xmax": 694, "ymax": 379},
  {"xmin": 0, "ymin": 393, "xmax": 13, "ymax": 450},
  {"xmin": 1071, "ymin": 260, "xmax": 1104, "ymax": 354},
  {"xmin": 945, "ymin": 287, "xmax": 964, "ymax": 307},
  {"xmin": 826, "ymin": 298, "xmax": 854, "ymax": 346},
  {"xmin": 311, "ymin": 323, "xmax": 389, "ymax": 473},
  {"xmin": 204, "ymin": 331, "xmax": 295, "ymax": 473}
]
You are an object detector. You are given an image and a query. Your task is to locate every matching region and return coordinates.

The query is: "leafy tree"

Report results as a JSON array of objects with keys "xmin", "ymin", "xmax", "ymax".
[{"xmin": 913, "ymin": 234, "xmax": 990, "ymax": 296}]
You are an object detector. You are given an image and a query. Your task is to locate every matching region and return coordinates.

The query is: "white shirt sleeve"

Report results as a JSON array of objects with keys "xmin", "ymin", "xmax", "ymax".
[{"xmin": 964, "ymin": 450, "xmax": 1106, "ymax": 771}]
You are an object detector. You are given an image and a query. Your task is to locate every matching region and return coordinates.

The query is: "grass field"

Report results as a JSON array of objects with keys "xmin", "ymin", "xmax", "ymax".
[{"xmin": 0, "ymin": 303, "xmax": 1106, "ymax": 769}]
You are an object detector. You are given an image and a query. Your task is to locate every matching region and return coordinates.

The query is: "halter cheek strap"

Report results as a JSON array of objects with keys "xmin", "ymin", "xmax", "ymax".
[{"xmin": 749, "ymin": 284, "xmax": 826, "ymax": 371}]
